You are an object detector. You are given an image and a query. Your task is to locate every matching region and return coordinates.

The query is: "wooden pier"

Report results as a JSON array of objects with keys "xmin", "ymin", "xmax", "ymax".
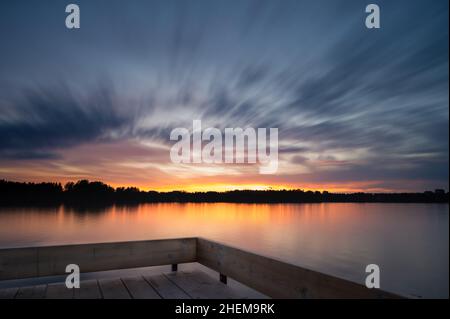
[
  {"xmin": 0, "ymin": 237, "xmax": 403, "ymax": 299},
  {"xmin": 0, "ymin": 270, "xmax": 256, "ymax": 299}
]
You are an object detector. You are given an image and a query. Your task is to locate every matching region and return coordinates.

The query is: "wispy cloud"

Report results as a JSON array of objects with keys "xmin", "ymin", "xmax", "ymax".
[{"xmin": 0, "ymin": 0, "xmax": 448, "ymax": 191}]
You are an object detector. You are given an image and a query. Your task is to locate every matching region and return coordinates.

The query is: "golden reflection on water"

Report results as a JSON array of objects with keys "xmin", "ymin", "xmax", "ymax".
[{"xmin": 0, "ymin": 203, "xmax": 448, "ymax": 298}]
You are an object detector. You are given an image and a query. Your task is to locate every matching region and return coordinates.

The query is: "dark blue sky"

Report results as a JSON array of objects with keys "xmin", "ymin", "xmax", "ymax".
[{"xmin": 0, "ymin": 0, "xmax": 448, "ymax": 191}]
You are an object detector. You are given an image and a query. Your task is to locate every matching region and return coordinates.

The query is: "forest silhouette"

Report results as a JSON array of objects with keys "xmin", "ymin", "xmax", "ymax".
[{"xmin": 0, "ymin": 179, "xmax": 448, "ymax": 206}]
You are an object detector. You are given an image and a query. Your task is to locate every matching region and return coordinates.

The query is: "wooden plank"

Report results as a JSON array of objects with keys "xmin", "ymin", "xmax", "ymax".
[
  {"xmin": 98, "ymin": 278, "xmax": 131, "ymax": 299},
  {"xmin": 0, "ymin": 287, "xmax": 18, "ymax": 299},
  {"xmin": 0, "ymin": 238, "xmax": 197, "ymax": 280},
  {"xmin": 165, "ymin": 270, "xmax": 241, "ymax": 299},
  {"xmin": 15, "ymin": 284, "xmax": 47, "ymax": 299},
  {"xmin": 121, "ymin": 276, "xmax": 161, "ymax": 299},
  {"xmin": 46, "ymin": 282, "xmax": 74, "ymax": 299},
  {"xmin": 74, "ymin": 279, "xmax": 102, "ymax": 299},
  {"xmin": 197, "ymin": 238, "xmax": 402, "ymax": 299},
  {"xmin": 0, "ymin": 247, "xmax": 37, "ymax": 281},
  {"xmin": 144, "ymin": 274, "xmax": 191, "ymax": 299},
  {"xmin": 15, "ymin": 286, "xmax": 35, "ymax": 299}
]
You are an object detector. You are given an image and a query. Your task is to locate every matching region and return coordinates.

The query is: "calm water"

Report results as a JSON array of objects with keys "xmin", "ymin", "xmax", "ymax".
[{"xmin": 0, "ymin": 203, "xmax": 448, "ymax": 298}]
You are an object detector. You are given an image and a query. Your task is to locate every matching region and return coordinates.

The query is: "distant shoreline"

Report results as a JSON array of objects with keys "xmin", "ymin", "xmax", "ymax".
[{"xmin": 1, "ymin": 179, "xmax": 448, "ymax": 205}]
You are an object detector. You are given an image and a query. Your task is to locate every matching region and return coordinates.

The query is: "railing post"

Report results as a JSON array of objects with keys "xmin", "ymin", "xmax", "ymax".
[
  {"xmin": 171, "ymin": 264, "xmax": 178, "ymax": 272},
  {"xmin": 220, "ymin": 273, "xmax": 227, "ymax": 284}
]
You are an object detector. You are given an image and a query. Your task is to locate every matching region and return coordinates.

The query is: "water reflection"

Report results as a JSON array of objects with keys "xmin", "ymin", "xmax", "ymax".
[{"xmin": 0, "ymin": 203, "xmax": 448, "ymax": 298}]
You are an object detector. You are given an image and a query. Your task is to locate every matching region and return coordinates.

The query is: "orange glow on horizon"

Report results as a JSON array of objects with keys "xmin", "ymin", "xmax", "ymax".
[
  {"xmin": 107, "ymin": 182, "xmax": 394, "ymax": 194},
  {"xmin": 1, "ymin": 171, "xmax": 413, "ymax": 193}
]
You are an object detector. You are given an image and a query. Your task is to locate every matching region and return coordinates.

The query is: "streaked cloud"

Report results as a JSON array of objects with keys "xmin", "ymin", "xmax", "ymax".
[{"xmin": 0, "ymin": 0, "xmax": 448, "ymax": 191}]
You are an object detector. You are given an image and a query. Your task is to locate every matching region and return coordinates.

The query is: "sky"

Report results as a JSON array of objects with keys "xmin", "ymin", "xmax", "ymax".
[{"xmin": 0, "ymin": 0, "xmax": 448, "ymax": 192}]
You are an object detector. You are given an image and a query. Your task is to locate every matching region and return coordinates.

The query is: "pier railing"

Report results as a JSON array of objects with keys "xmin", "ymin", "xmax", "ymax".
[{"xmin": 0, "ymin": 237, "xmax": 402, "ymax": 299}]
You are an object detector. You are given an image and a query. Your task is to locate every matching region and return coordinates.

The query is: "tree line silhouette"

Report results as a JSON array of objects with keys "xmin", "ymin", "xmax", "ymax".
[{"xmin": 0, "ymin": 179, "xmax": 448, "ymax": 206}]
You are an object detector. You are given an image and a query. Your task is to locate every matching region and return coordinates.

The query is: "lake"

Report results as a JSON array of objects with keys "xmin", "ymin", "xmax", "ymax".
[{"xmin": 0, "ymin": 202, "xmax": 448, "ymax": 298}]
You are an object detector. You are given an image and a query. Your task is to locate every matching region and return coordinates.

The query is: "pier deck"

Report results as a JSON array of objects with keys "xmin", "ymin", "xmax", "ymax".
[
  {"xmin": 0, "ymin": 269, "xmax": 254, "ymax": 299},
  {"xmin": 0, "ymin": 237, "xmax": 403, "ymax": 299}
]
